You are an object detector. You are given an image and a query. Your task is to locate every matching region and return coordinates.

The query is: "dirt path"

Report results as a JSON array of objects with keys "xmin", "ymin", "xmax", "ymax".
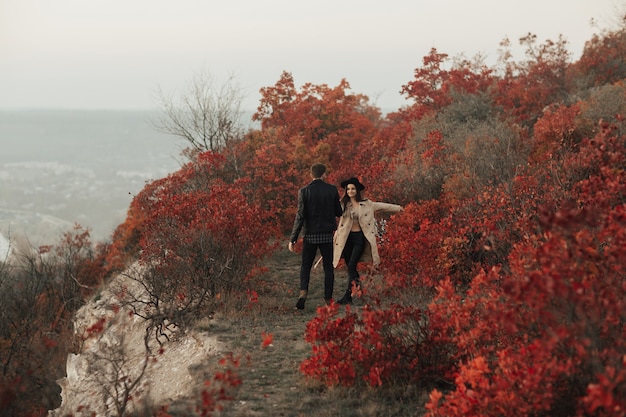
[
  {"xmin": 215, "ymin": 246, "xmax": 350, "ymax": 416},
  {"xmin": 208, "ymin": 246, "xmax": 426, "ymax": 417}
]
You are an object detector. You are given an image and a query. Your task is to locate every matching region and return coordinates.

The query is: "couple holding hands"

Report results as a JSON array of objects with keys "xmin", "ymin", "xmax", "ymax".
[{"xmin": 288, "ymin": 163, "xmax": 403, "ymax": 310}]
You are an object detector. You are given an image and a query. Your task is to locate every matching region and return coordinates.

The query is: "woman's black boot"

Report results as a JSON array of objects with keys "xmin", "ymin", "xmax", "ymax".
[{"xmin": 337, "ymin": 289, "xmax": 352, "ymax": 305}]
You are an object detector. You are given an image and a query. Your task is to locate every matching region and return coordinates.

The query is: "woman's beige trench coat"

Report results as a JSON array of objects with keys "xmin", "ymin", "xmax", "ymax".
[{"xmin": 332, "ymin": 199, "xmax": 402, "ymax": 268}]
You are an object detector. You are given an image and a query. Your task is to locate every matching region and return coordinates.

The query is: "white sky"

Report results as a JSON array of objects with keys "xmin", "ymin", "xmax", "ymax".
[{"xmin": 0, "ymin": 0, "xmax": 623, "ymax": 112}]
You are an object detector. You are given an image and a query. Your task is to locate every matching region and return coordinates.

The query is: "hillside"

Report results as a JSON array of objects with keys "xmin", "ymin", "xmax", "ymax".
[
  {"xmin": 50, "ymin": 246, "xmax": 427, "ymax": 417},
  {"xmin": 4, "ymin": 22, "xmax": 626, "ymax": 416}
]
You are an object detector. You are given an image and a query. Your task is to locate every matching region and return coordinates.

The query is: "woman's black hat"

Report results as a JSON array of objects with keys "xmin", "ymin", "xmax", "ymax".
[{"xmin": 340, "ymin": 177, "xmax": 365, "ymax": 191}]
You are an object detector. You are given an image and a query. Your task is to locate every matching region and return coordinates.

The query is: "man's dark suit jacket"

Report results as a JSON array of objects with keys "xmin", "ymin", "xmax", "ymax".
[{"xmin": 289, "ymin": 178, "xmax": 343, "ymax": 242}]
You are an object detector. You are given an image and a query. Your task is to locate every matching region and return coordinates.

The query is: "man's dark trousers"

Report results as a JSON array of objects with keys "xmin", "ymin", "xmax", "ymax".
[{"xmin": 300, "ymin": 241, "xmax": 334, "ymax": 300}]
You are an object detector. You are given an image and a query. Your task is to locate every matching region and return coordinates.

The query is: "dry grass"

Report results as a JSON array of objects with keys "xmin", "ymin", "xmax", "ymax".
[{"xmin": 191, "ymin": 245, "xmax": 429, "ymax": 417}]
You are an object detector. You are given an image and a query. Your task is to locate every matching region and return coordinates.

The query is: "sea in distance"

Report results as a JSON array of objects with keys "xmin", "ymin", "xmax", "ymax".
[{"xmin": 0, "ymin": 109, "xmax": 189, "ymax": 251}]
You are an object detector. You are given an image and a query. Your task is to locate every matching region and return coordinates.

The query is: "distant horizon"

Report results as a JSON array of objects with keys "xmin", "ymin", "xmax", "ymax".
[
  {"xmin": 0, "ymin": 110, "xmax": 185, "ymax": 244},
  {"xmin": 0, "ymin": 104, "xmax": 402, "ymax": 113}
]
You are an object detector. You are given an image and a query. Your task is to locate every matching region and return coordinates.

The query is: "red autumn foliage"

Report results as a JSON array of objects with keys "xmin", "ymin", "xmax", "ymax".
[
  {"xmin": 254, "ymin": 71, "xmax": 379, "ymax": 150},
  {"xmin": 301, "ymin": 302, "xmax": 444, "ymax": 388},
  {"xmin": 412, "ymin": 126, "xmax": 624, "ymax": 415},
  {"xmin": 494, "ymin": 34, "xmax": 572, "ymax": 127},
  {"xmin": 261, "ymin": 331, "xmax": 273, "ymax": 348},
  {"xmin": 195, "ymin": 353, "xmax": 242, "ymax": 417},
  {"xmin": 125, "ymin": 151, "xmax": 281, "ymax": 336},
  {"xmin": 401, "ymin": 48, "xmax": 495, "ymax": 121},
  {"xmin": 299, "ymin": 25, "xmax": 626, "ymax": 417},
  {"xmin": 568, "ymin": 25, "xmax": 626, "ymax": 88},
  {"xmin": 531, "ymin": 102, "xmax": 585, "ymax": 163}
]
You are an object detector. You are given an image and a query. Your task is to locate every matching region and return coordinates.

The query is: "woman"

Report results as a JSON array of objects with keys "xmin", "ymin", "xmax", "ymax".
[{"xmin": 333, "ymin": 177, "xmax": 403, "ymax": 304}]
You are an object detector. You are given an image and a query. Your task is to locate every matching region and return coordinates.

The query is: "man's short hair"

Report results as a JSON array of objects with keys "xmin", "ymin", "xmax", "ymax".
[{"xmin": 311, "ymin": 163, "xmax": 326, "ymax": 178}]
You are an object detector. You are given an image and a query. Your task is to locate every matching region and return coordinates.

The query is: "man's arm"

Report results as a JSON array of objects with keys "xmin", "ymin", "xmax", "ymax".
[
  {"xmin": 333, "ymin": 189, "xmax": 343, "ymax": 217},
  {"xmin": 289, "ymin": 188, "xmax": 306, "ymax": 244}
]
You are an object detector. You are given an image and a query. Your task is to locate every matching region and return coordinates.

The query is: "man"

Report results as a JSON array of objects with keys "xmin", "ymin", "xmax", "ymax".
[{"xmin": 289, "ymin": 163, "xmax": 343, "ymax": 309}]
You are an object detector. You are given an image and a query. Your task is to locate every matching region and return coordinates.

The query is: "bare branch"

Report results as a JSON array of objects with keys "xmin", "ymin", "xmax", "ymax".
[{"xmin": 152, "ymin": 70, "xmax": 245, "ymax": 155}]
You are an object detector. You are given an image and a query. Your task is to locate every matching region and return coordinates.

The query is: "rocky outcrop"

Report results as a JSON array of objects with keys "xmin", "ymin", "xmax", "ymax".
[{"xmin": 49, "ymin": 265, "xmax": 222, "ymax": 416}]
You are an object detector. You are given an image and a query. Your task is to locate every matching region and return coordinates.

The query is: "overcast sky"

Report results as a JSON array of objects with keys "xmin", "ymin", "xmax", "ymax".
[{"xmin": 1, "ymin": 0, "xmax": 623, "ymax": 112}]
